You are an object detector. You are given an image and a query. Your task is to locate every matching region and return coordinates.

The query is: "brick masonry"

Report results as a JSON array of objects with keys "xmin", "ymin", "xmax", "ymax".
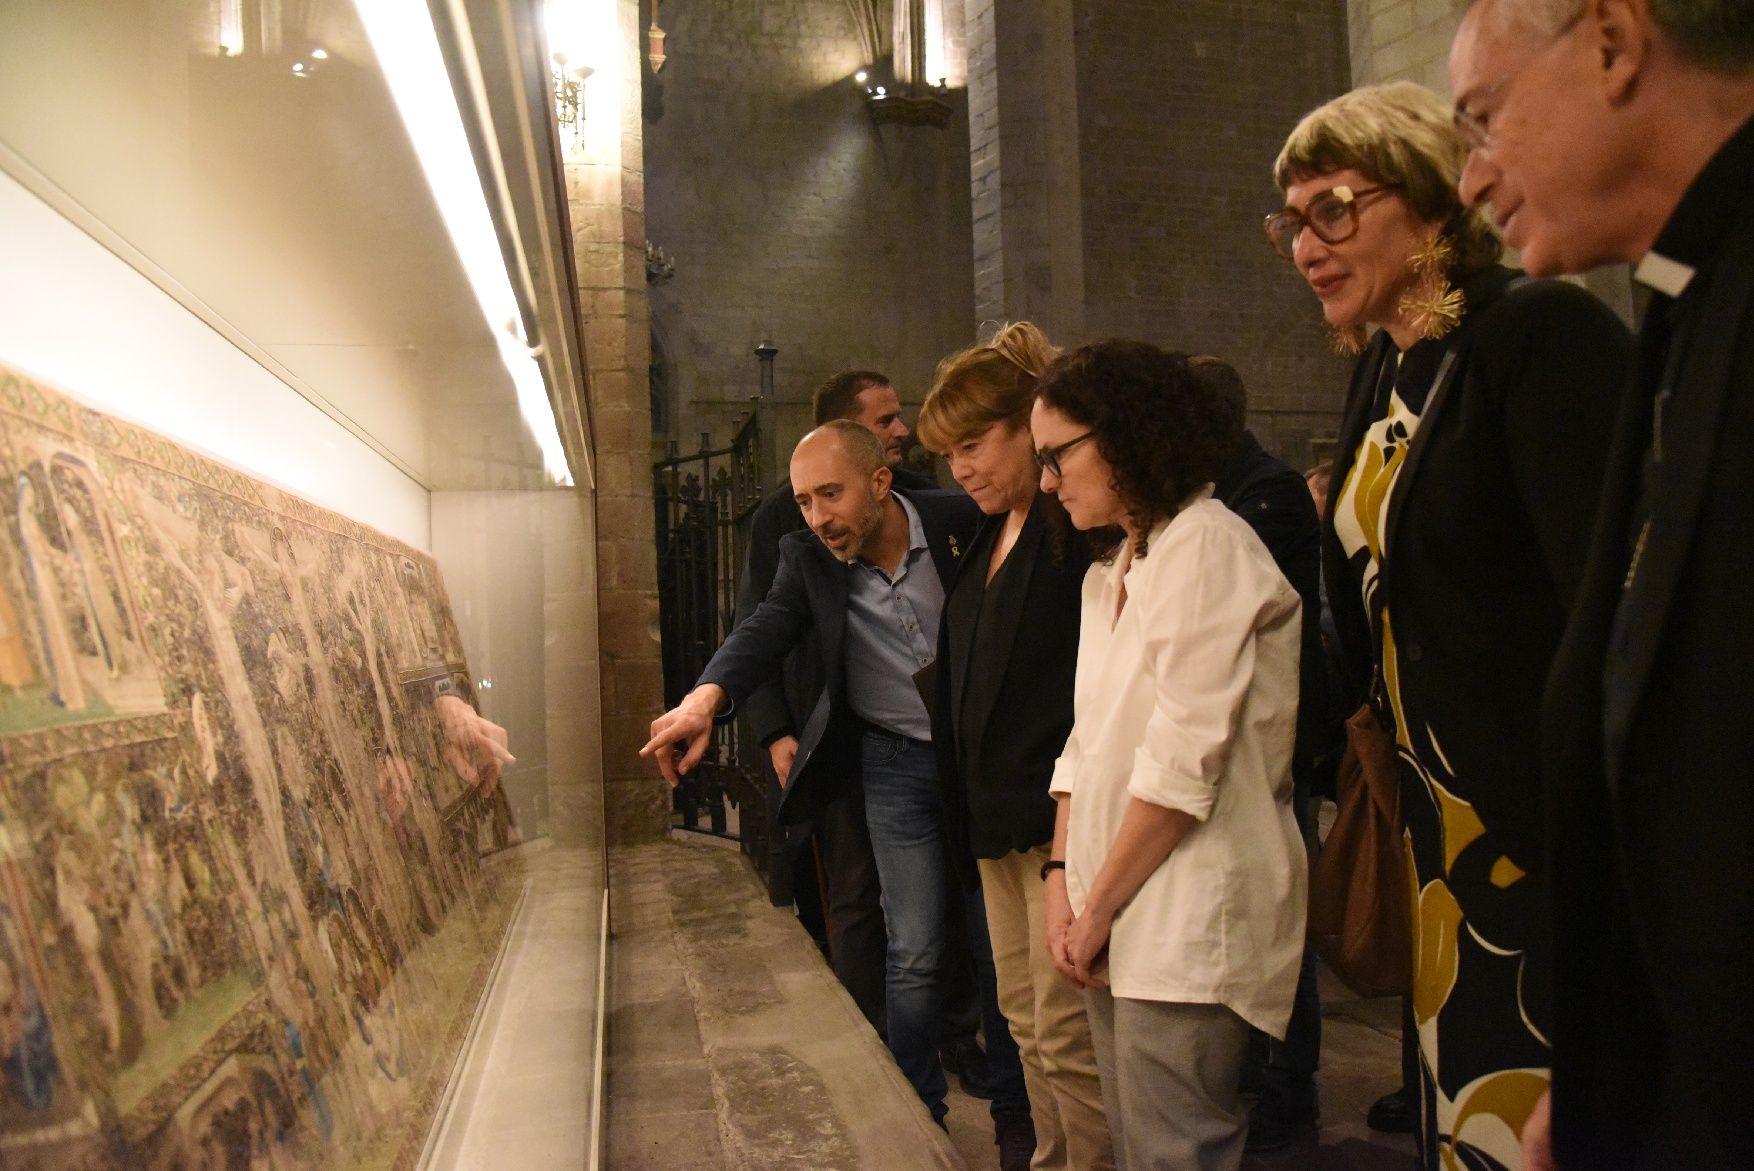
[
  {"xmin": 1349, "ymin": 0, "xmax": 1462, "ymax": 94},
  {"xmin": 962, "ymin": 0, "xmax": 1356, "ymax": 467},
  {"xmin": 643, "ymin": 0, "xmax": 978, "ymax": 459}
]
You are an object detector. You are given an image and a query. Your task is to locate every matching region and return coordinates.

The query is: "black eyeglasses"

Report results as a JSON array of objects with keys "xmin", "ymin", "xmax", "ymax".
[
  {"xmin": 1263, "ymin": 184, "xmax": 1400, "ymax": 260},
  {"xmin": 1034, "ymin": 431, "xmax": 1094, "ymax": 478}
]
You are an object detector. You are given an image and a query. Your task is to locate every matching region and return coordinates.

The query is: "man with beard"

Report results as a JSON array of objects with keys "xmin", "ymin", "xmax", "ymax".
[
  {"xmin": 734, "ymin": 370, "xmax": 929, "ymax": 1034},
  {"xmin": 645, "ymin": 421, "xmax": 982, "ymax": 1128}
]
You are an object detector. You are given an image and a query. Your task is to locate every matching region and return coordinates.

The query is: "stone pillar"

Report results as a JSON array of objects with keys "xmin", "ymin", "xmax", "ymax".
[
  {"xmin": 565, "ymin": 0, "xmax": 667, "ymax": 844},
  {"xmin": 965, "ymin": 0, "xmax": 1086, "ymax": 338},
  {"xmin": 1348, "ymin": 0, "xmax": 1458, "ymax": 93},
  {"xmin": 967, "ymin": 0, "xmax": 1355, "ymax": 467}
]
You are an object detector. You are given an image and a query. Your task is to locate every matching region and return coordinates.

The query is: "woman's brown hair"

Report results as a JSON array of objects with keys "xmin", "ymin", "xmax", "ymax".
[{"xmin": 917, "ymin": 322, "xmax": 1059, "ymax": 453}]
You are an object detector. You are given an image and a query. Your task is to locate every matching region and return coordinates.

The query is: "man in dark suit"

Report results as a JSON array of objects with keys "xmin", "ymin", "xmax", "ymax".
[
  {"xmin": 646, "ymin": 421, "xmax": 981, "ymax": 1125},
  {"xmin": 1197, "ymin": 356, "xmax": 1338, "ymax": 1151},
  {"xmin": 736, "ymin": 370, "xmax": 933, "ymax": 1033},
  {"xmin": 1450, "ymin": 4, "xmax": 1754, "ymax": 1167}
]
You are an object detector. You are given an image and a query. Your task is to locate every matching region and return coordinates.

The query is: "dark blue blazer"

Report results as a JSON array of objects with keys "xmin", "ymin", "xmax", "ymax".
[{"xmin": 700, "ymin": 487, "xmax": 980, "ymax": 823}]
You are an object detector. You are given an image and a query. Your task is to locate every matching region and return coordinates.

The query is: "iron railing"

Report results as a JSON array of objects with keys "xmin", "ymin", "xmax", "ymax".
[{"xmin": 653, "ymin": 406, "xmax": 778, "ymax": 884}]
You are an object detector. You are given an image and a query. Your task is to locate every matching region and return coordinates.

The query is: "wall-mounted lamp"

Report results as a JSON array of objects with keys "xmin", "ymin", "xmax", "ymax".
[
  {"xmin": 552, "ymin": 55, "xmax": 594, "ymax": 135},
  {"xmin": 858, "ymin": 65, "xmax": 950, "ymax": 128},
  {"xmin": 648, "ymin": 0, "xmax": 668, "ymax": 73},
  {"xmin": 289, "ymin": 40, "xmax": 332, "ymax": 78},
  {"xmin": 544, "ymin": 3, "xmax": 595, "ymax": 139},
  {"xmin": 646, "ymin": 241, "xmax": 676, "ymax": 284}
]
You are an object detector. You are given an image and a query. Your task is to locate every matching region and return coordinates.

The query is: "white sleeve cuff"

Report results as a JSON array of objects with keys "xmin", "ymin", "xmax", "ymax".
[
  {"xmin": 1126, "ymin": 747, "xmax": 1217, "ymax": 821},
  {"xmin": 1049, "ymin": 754, "xmax": 1079, "ymax": 797}
]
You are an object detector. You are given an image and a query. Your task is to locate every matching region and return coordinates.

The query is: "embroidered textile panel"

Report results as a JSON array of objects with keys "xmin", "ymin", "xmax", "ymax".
[{"xmin": 0, "ymin": 365, "xmax": 521, "ymax": 1170}]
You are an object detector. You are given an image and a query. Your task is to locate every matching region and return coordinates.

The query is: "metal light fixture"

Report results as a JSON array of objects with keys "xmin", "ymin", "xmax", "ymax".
[
  {"xmin": 544, "ymin": 3, "xmax": 595, "ymax": 140},
  {"xmin": 648, "ymin": 0, "xmax": 667, "ymax": 73},
  {"xmin": 552, "ymin": 55, "xmax": 594, "ymax": 135}
]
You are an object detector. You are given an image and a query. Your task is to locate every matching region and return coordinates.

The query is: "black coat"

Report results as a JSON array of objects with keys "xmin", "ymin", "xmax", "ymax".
[
  {"xmin": 929, "ymin": 493, "xmax": 1092, "ymax": 875},
  {"xmin": 1216, "ymin": 431, "xmax": 1339, "ymax": 774},
  {"xmin": 1323, "ymin": 266, "xmax": 1632, "ymax": 873},
  {"xmin": 703, "ymin": 486, "xmax": 980, "ymax": 824},
  {"xmin": 1544, "ymin": 120, "xmax": 1754, "ymax": 1170}
]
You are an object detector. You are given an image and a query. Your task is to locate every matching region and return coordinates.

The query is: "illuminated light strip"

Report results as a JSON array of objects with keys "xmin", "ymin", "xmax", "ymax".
[{"xmin": 354, "ymin": 0, "xmax": 573, "ymax": 486}]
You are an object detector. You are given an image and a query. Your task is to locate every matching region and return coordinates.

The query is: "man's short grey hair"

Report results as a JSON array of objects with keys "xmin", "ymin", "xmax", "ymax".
[
  {"xmin": 798, "ymin": 419, "xmax": 886, "ymax": 480},
  {"xmin": 1480, "ymin": 0, "xmax": 1754, "ymax": 73}
]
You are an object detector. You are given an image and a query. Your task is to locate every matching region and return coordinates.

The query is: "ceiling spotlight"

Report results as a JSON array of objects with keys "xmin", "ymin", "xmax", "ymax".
[
  {"xmin": 854, "ymin": 69, "xmax": 868, "ymax": 84},
  {"xmin": 874, "ymin": 85, "xmax": 886, "ymax": 96},
  {"xmin": 292, "ymin": 61, "xmax": 306, "ymax": 72},
  {"xmin": 311, "ymin": 47, "xmax": 329, "ymax": 59}
]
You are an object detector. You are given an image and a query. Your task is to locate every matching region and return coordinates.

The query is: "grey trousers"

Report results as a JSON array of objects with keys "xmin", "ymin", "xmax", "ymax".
[{"xmin": 1084, "ymin": 990, "xmax": 1250, "ymax": 1171}]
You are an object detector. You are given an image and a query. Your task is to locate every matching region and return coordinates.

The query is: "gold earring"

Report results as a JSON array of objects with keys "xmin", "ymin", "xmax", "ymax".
[{"xmin": 1397, "ymin": 233, "xmax": 1465, "ymax": 341}]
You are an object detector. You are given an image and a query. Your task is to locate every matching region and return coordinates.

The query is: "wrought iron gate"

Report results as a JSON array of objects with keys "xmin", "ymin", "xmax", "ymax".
[{"xmin": 652, "ymin": 409, "xmax": 779, "ymax": 887}]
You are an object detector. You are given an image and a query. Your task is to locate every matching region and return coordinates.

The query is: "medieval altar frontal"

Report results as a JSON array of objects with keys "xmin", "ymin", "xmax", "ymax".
[{"xmin": 0, "ymin": 365, "xmax": 521, "ymax": 1169}]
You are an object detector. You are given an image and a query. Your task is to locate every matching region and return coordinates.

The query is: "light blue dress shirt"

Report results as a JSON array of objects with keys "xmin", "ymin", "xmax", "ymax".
[{"xmin": 842, "ymin": 494, "xmax": 943, "ymax": 741}]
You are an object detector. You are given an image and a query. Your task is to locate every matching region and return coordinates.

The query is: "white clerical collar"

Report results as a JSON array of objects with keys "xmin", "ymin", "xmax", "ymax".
[{"xmin": 1633, "ymin": 252, "xmax": 1696, "ymax": 298}]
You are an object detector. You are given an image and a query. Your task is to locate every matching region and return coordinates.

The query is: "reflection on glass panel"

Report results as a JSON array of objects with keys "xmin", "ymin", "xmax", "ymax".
[{"xmin": 0, "ymin": 0, "xmax": 548, "ymax": 490}]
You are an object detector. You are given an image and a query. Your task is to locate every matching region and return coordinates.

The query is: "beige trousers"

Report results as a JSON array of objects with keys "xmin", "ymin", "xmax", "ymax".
[{"xmin": 979, "ymin": 846, "xmax": 1116, "ymax": 1171}]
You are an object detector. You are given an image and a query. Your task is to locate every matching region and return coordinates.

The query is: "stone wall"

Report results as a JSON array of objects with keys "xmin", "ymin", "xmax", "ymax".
[
  {"xmin": 569, "ymin": 0, "xmax": 667, "ymax": 845},
  {"xmin": 1078, "ymin": 0, "xmax": 1356, "ymax": 465},
  {"xmin": 966, "ymin": 0, "xmax": 1086, "ymax": 340},
  {"xmin": 1348, "ymin": 0, "xmax": 1459, "ymax": 93},
  {"xmin": 644, "ymin": 0, "xmax": 978, "ymax": 456},
  {"xmin": 965, "ymin": 0, "xmax": 1355, "ymax": 468}
]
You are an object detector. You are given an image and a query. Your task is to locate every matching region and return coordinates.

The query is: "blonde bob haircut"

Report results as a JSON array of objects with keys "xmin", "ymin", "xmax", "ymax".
[
  {"xmin": 1273, "ymin": 81, "xmax": 1502, "ymax": 275},
  {"xmin": 917, "ymin": 322, "xmax": 1060, "ymax": 453}
]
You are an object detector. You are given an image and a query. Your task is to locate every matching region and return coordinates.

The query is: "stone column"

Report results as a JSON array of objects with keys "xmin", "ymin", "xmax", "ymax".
[
  {"xmin": 564, "ymin": 0, "xmax": 667, "ymax": 845},
  {"xmin": 966, "ymin": 0, "xmax": 1355, "ymax": 466},
  {"xmin": 965, "ymin": 0, "xmax": 1086, "ymax": 338}
]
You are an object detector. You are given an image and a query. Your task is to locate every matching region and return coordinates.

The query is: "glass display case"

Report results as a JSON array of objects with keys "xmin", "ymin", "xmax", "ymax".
[{"xmin": 0, "ymin": 2, "xmax": 607, "ymax": 1166}]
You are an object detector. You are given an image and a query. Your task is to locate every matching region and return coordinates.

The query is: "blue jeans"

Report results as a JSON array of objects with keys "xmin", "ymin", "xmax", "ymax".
[{"xmin": 860, "ymin": 731, "xmax": 950, "ymax": 1121}]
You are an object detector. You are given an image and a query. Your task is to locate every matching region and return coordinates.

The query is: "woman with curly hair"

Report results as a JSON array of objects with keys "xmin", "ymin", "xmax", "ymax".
[
  {"xmin": 1032, "ymin": 340, "xmax": 1307, "ymax": 1170},
  {"xmin": 917, "ymin": 322, "xmax": 1114, "ymax": 1171}
]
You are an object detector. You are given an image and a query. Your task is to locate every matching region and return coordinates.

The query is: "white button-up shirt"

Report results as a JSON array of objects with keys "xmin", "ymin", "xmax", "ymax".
[{"xmin": 1049, "ymin": 493, "xmax": 1307, "ymax": 1037}]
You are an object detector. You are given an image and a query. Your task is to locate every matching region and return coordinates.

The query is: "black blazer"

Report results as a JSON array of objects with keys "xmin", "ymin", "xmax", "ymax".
[
  {"xmin": 1544, "ymin": 162, "xmax": 1754, "ymax": 1168},
  {"xmin": 733, "ymin": 465, "xmax": 939, "ymax": 750},
  {"xmin": 928, "ymin": 494, "xmax": 1092, "ymax": 876},
  {"xmin": 1323, "ymin": 266, "xmax": 1632, "ymax": 873},
  {"xmin": 702, "ymin": 486, "xmax": 980, "ymax": 824},
  {"xmin": 1216, "ymin": 430, "xmax": 1339, "ymax": 774}
]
